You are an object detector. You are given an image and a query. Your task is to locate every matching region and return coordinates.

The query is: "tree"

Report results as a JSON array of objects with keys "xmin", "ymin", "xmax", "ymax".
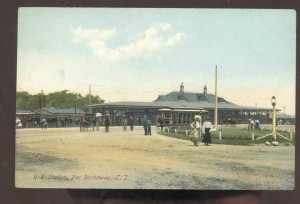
[
  {"xmin": 16, "ymin": 90, "xmax": 105, "ymax": 111},
  {"xmin": 16, "ymin": 92, "xmax": 40, "ymax": 111},
  {"xmin": 16, "ymin": 91, "xmax": 30, "ymax": 110}
]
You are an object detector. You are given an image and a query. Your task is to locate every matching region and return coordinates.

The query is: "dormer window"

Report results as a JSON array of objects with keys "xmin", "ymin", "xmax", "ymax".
[
  {"xmin": 177, "ymin": 95, "xmax": 186, "ymax": 100},
  {"xmin": 218, "ymin": 98, "xmax": 225, "ymax": 102},
  {"xmin": 198, "ymin": 94, "xmax": 209, "ymax": 102}
]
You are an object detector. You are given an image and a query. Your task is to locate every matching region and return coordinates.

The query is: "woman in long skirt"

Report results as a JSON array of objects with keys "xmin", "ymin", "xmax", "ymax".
[{"xmin": 202, "ymin": 117, "xmax": 213, "ymax": 146}]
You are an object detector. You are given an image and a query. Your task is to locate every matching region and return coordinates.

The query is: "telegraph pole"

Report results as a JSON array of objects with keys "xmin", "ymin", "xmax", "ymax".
[
  {"xmin": 214, "ymin": 65, "xmax": 218, "ymax": 129},
  {"xmin": 41, "ymin": 90, "xmax": 44, "ymax": 119},
  {"xmin": 89, "ymin": 85, "xmax": 92, "ymax": 113}
]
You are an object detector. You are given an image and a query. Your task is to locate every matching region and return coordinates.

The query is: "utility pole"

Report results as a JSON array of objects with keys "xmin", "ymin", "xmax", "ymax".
[
  {"xmin": 41, "ymin": 90, "xmax": 44, "ymax": 119},
  {"xmin": 74, "ymin": 94, "xmax": 77, "ymax": 121},
  {"xmin": 89, "ymin": 85, "xmax": 92, "ymax": 113},
  {"xmin": 214, "ymin": 65, "xmax": 218, "ymax": 129}
]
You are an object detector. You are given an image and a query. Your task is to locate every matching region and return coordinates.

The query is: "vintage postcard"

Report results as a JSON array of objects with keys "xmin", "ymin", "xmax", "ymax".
[{"xmin": 16, "ymin": 8, "xmax": 295, "ymax": 189}]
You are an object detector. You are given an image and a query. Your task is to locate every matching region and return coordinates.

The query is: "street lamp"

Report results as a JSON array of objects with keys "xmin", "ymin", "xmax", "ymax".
[
  {"xmin": 256, "ymin": 96, "xmax": 290, "ymax": 142},
  {"xmin": 271, "ymin": 96, "xmax": 276, "ymax": 106}
]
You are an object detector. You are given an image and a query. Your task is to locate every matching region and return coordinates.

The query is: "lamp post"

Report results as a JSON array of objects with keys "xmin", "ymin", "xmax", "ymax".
[
  {"xmin": 256, "ymin": 96, "xmax": 291, "ymax": 142},
  {"xmin": 271, "ymin": 96, "xmax": 276, "ymax": 140}
]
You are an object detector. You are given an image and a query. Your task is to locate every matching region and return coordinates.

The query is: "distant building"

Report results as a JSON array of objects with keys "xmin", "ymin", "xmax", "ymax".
[
  {"xmin": 90, "ymin": 83, "xmax": 275, "ymax": 126},
  {"xmin": 273, "ymin": 112, "xmax": 295, "ymax": 125},
  {"xmin": 33, "ymin": 107, "xmax": 86, "ymax": 119},
  {"xmin": 18, "ymin": 107, "xmax": 86, "ymax": 128}
]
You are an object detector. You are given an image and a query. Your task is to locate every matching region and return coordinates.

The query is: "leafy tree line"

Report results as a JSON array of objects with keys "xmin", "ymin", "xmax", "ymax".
[{"xmin": 16, "ymin": 90, "xmax": 104, "ymax": 111}]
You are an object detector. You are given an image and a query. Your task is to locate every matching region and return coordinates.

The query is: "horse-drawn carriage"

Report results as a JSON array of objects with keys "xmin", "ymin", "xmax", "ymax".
[{"xmin": 79, "ymin": 113, "xmax": 96, "ymax": 131}]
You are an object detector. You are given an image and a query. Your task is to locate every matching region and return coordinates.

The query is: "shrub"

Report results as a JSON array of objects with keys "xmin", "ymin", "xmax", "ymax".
[{"xmin": 158, "ymin": 127, "xmax": 295, "ymax": 146}]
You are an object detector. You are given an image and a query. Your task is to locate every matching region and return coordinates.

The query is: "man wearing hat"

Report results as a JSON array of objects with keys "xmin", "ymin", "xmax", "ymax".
[{"xmin": 188, "ymin": 114, "xmax": 202, "ymax": 146}]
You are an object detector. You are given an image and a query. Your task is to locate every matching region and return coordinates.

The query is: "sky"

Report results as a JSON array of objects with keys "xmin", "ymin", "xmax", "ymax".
[{"xmin": 17, "ymin": 8, "xmax": 296, "ymax": 115}]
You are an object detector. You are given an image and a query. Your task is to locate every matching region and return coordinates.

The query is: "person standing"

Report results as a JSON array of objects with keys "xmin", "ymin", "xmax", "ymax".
[
  {"xmin": 202, "ymin": 116, "xmax": 213, "ymax": 146},
  {"xmin": 147, "ymin": 119, "xmax": 152, "ymax": 136},
  {"xmin": 188, "ymin": 115, "xmax": 201, "ymax": 146},
  {"xmin": 128, "ymin": 116, "xmax": 134, "ymax": 131},
  {"xmin": 104, "ymin": 111, "xmax": 111, "ymax": 132},
  {"xmin": 122, "ymin": 118, "xmax": 128, "ymax": 131},
  {"xmin": 16, "ymin": 117, "xmax": 22, "ymax": 128},
  {"xmin": 95, "ymin": 113, "xmax": 102, "ymax": 131},
  {"xmin": 143, "ymin": 115, "xmax": 148, "ymax": 135},
  {"xmin": 159, "ymin": 118, "xmax": 164, "ymax": 131},
  {"xmin": 41, "ymin": 118, "xmax": 47, "ymax": 129},
  {"xmin": 248, "ymin": 119, "xmax": 254, "ymax": 129}
]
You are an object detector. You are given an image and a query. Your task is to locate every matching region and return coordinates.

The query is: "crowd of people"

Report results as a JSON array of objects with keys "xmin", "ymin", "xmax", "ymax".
[
  {"xmin": 90, "ymin": 111, "xmax": 154, "ymax": 136},
  {"xmin": 16, "ymin": 112, "xmax": 227, "ymax": 147}
]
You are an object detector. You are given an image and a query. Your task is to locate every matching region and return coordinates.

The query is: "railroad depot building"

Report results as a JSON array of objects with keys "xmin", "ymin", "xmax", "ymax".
[
  {"xmin": 89, "ymin": 83, "xmax": 275, "ymax": 126},
  {"xmin": 17, "ymin": 107, "xmax": 86, "ymax": 128}
]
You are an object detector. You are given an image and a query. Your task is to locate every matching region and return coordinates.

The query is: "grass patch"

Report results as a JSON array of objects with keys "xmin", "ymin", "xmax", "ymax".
[{"xmin": 157, "ymin": 127, "xmax": 295, "ymax": 146}]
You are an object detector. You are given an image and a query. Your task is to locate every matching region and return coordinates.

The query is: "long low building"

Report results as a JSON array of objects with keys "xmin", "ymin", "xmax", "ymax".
[
  {"xmin": 89, "ymin": 83, "xmax": 276, "ymax": 126},
  {"xmin": 16, "ymin": 107, "xmax": 87, "ymax": 128}
]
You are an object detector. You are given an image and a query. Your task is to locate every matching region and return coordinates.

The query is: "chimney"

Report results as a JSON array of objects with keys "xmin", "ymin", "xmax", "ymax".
[
  {"xmin": 180, "ymin": 82, "xmax": 184, "ymax": 93},
  {"xmin": 204, "ymin": 84, "xmax": 207, "ymax": 95}
]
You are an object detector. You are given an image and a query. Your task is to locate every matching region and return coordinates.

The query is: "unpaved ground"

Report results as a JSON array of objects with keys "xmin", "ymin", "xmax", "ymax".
[{"xmin": 15, "ymin": 126, "xmax": 294, "ymax": 190}]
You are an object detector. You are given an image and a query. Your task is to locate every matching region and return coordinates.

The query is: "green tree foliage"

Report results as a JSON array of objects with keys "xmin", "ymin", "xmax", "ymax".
[{"xmin": 16, "ymin": 90, "xmax": 105, "ymax": 111}]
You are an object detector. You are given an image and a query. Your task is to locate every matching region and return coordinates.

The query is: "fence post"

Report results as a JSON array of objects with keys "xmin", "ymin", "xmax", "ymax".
[
  {"xmin": 252, "ymin": 132, "xmax": 255, "ymax": 141},
  {"xmin": 175, "ymin": 128, "xmax": 177, "ymax": 134},
  {"xmin": 168, "ymin": 128, "xmax": 170, "ymax": 133},
  {"xmin": 185, "ymin": 129, "xmax": 188, "ymax": 135},
  {"xmin": 219, "ymin": 131, "xmax": 222, "ymax": 140},
  {"xmin": 290, "ymin": 132, "xmax": 293, "ymax": 140}
]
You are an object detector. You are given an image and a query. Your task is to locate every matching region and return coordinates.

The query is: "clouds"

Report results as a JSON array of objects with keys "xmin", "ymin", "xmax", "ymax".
[
  {"xmin": 71, "ymin": 23, "xmax": 183, "ymax": 60},
  {"xmin": 71, "ymin": 26, "xmax": 116, "ymax": 42}
]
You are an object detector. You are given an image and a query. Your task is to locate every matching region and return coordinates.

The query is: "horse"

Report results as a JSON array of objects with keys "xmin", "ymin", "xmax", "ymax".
[
  {"xmin": 80, "ymin": 120, "xmax": 91, "ymax": 131},
  {"xmin": 223, "ymin": 118, "xmax": 237, "ymax": 127},
  {"xmin": 80, "ymin": 116, "xmax": 94, "ymax": 132}
]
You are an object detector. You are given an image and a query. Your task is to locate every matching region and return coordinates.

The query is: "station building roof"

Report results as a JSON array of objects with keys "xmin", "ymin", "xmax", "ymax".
[
  {"xmin": 90, "ymin": 100, "xmax": 272, "ymax": 112},
  {"xmin": 16, "ymin": 109, "xmax": 33, "ymax": 115},
  {"xmin": 33, "ymin": 107, "xmax": 86, "ymax": 115},
  {"xmin": 89, "ymin": 84, "xmax": 275, "ymax": 112},
  {"xmin": 155, "ymin": 91, "xmax": 231, "ymax": 104},
  {"xmin": 271, "ymin": 112, "xmax": 295, "ymax": 119}
]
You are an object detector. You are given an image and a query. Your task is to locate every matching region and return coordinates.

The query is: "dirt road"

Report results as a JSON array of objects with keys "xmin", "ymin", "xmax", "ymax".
[{"xmin": 15, "ymin": 126, "xmax": 294, "ymax": 189}]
